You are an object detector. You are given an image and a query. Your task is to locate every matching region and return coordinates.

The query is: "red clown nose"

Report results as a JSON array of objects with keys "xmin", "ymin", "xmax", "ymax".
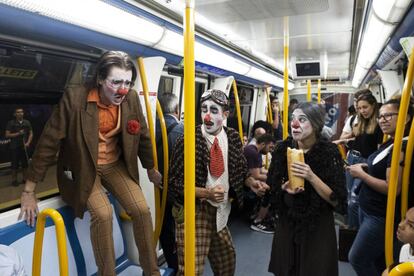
[
  {"xmin": 117, "ymin": 88, "xmax": 129, "ymax": 95},
  {"xmin": 204, "ymin": 114, "xmax": 211, "ymax": 123}
]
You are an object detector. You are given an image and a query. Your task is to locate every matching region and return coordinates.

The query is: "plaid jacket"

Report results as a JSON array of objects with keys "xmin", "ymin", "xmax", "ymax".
[{"xmin": 168, "ymin": 126, "xmax": 249, "ymax": 208}]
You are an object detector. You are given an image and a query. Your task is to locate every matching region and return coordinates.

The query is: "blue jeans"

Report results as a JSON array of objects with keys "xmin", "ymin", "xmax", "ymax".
[
  {"xmin": 348, "ymin": 209, "xmax": 399, "ymax": 276},
  {"xmin": 346, "ymin": 151, "xmax": 365, "ymax": 228}
]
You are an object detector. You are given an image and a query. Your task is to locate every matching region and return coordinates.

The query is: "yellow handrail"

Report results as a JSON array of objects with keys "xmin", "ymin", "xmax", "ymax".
[
  {"xmin": 317, "ymin": 79, "xmax": 321, "ymax": 104},
  {"xmin": 401, "ymin": 120, "xmax": 414, "ymax": 218},
  {"xmin": 283, "ymin": 16, "xmax": 289, "ymax": 140},
  {"xmin": 266, "ymin": 87, "xmax": 274, "ymax": 124},
  {"xmin": 385, "ymin": 45, "xmax": 414, "ymax": 267},
  {"xmin": 137, "ymin": 57, "xmax": 161, "ymax": 247},
  {"xmin": 184, "ymin": 1, "xmax": 196, "ymax": 275},
  {"xmin": 153, "ymin": 99, "xmax": 170, "ymax": 245},
  {"xmin": 389, "ymin": 262, "xmax": 414, "ymax": 276},
  {"xmin": 32, "ymin": 208, "xmax": 68, "ymax": 276},
  {"xmin": 232, "ymin": 80, "xmax": 244, "ymax": 142},
  {"xmin": 307, "ymin": 80, "xmax": 311, "ymax": 102}
]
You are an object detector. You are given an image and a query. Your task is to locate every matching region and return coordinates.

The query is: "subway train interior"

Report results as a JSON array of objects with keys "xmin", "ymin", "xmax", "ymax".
[{"xmin": 1, "ymin": 0, "xmax": 414, "ymax": 275}]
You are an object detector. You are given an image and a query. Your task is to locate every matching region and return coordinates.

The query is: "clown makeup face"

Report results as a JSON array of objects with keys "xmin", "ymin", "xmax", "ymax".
[
  {"xmin": 290, "ymin": 109, "xmax": 314, "ymax": 142},
  {"xmin": 201, "ymin": 99, "xmax": 228, "ymax": 135},
  {"xmin": 99, "ymin": 66, "xmax": 133, "ymax": 106}
]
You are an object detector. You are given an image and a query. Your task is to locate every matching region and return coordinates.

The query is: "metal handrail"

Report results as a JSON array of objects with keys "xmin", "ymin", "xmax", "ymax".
[
  {"xmin": 389, "ymin": 262, "xmax": 414, "ymax": 276},
  {"xmin": 385, "ymin": 45, "xmax": 414, "ymax": 267},
  {"xmin": 232, "ymin": 80, "xmax": 244, "ymax": 143},
  {"xmin": 282, "ymin": 16, "xmax": 289, "ymax": 140},
  {"xmin": 154, "ymin": 99, "xmax": 169, "ymax": 244},
  {"xmin": 307, "ymin": 80, "xmax": 311, "ymax": 102},
  {"xmin": 184, "ymin": 1, "xmax": 196, "ymax": 275},
  {"xmin": 32, "ymin": 208, "xmax": 68, "ymax": 276},
  {"xmin": 401, "ymin": 120, "xmax": 414, "ymax": 218},
  {"xmin": 137, "ymin": 57, "xmax": 161, "ymax": 247}
]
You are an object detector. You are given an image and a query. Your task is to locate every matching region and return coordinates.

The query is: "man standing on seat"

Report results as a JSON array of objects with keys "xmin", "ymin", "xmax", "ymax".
[
  {"xmin": 19, "ymin": 51, "xmax": 161, "ymax": 276},
  {"xmin": 169, "ymin": 89, "xmax": 269, "ymax": 276},
  {"xmin": 6, "ymin": 108, "xmax": 33, "ymax": 186}
]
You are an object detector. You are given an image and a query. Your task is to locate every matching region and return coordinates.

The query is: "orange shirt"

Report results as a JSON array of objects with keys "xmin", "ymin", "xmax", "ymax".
[{"xmin": 87, "ymin": 89, "xmax": 121, "ymax": 165}]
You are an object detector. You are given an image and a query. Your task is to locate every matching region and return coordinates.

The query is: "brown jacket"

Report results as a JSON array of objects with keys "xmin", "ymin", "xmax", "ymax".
[{"xmin": 27, "ymin": 86, "xmax": 154, "ymax": 217}]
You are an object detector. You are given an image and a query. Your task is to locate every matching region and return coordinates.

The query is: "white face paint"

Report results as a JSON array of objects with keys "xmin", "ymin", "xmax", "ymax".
[
  {"xmin": 290, "ymin": 109, "xmax": 314, "ymax": 142},
  {"xmin": 99, "ymin": 67, "xmax": 133, "ymax": 106},
  {"xmin": 201, "ymin": 99, "xmax": 227, "ymax": 135}
]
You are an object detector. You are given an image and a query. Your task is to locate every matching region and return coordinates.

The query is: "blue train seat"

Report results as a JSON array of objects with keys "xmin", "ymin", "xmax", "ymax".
[{"xmin": 0, "ymin": 196, "xmax": 174, "ymax": 276}]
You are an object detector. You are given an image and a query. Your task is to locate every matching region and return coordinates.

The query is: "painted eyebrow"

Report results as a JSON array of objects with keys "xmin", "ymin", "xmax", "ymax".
[{"xmin": 210, "ymin": 106, "xmax": 219, "ymax": 111}]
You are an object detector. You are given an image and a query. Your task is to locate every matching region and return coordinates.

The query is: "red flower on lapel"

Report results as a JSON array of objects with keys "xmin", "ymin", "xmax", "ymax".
[{"xmin": 127, "ymin": 119, "xmax": 140, "ymax": 135}]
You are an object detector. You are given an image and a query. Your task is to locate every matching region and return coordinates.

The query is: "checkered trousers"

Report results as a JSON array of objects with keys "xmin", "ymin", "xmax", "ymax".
[{"xmin": 175, "ymin": 202, "xmax": 236, "ymax": 276}]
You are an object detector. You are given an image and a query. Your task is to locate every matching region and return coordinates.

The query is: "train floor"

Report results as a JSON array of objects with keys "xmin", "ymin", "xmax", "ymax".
[{"xmin": 203, "ymin": 213, "xmax": 357, "ymax": 276}]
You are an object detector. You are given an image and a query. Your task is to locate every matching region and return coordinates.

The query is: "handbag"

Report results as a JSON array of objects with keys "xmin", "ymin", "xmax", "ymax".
[{"xmin": 338, "ymin": 226, "xmax": 358, "ymax": 262}]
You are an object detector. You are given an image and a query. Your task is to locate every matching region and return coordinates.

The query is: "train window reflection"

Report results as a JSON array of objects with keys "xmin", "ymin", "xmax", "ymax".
[
  {"xmin": 0, "ymin": 104, "xmax": 56, "ymax": 211},
  {"xmin": 0, "ymin": 43, "xmax": 97, "ymax": 211}
]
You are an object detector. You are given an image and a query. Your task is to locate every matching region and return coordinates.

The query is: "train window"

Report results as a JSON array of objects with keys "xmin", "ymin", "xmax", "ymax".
[
  {"xmin": 195, "ymin": 81, "xmax": 206, "ymax": 125},
  {"xmin": 227, "ymin": 86, "xmax": 252, "ymax": 135},
  {"xmin": 0, "ymin": 44, "xmax": 97, "ymax": 211},
  {"xmin": 158, "ymin": 76, "xmax": 174, "ymax": 95}
]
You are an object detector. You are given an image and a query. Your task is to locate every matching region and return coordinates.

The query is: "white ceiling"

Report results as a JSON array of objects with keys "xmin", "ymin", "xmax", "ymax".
[{"xmin": 152, "ymin": 0, "xmax": 354, "ymax": 80}]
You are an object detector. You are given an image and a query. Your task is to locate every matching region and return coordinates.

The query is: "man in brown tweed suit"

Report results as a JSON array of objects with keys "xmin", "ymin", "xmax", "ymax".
[
  {"xmin": 19, "ymin": 51, "xmax": 161, "ymax": 276},
  {"xmin": 169, "ymin": 89, "xmax": 269, "ymax": 276}
]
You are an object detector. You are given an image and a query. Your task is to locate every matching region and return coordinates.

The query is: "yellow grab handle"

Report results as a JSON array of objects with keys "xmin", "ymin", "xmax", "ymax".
[
  {"xmin": 137, "ymin": 57, "xmax": 161, "ymax": 247},
  {"xmin": 33, "ymin": 208, "xmax": 68, "ymax": 276},
  {"xmin": 389, "ymin": 262, "xmax": 414, "ymax": 276},
  {"xmin": 232, "ymin": 80, "xmax": 244, "ymax": 142},
  {"xmin": 401, "ymin": 120, "xmax": 414, "ymax": 218}
]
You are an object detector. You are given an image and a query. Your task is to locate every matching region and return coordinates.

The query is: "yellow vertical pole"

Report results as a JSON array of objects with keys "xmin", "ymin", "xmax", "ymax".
[
  {"xmin": 138, "ymin": 58, "xmax": 161, "ymax": 247},
  {"xmin": 184, "ymin": 1, "xmax": 196, "ymax": 275},
  {"xmin": 401, "ymin": 120, "xmax": 414, "ymax": 218},
  {"xmin": 232, "ymin": 80, "xmax": 244, "ymax": 142},
  {"xmin": 33, "ymin": 208, "xmax": 68, "ymax": 276},
  {"xmin": 307, "ymin": 80, "xmax": 311, "ymax": 102},
  {"xmin": 317, "ymin": 79, "xmax": 321, "ymax": 104},
  {"xmin": 266, "ymin": 87, "xmax": 274, "ymax": 124},
  {"xmin": 385, "ymin": 46, "xmax": 414, "ymax": 267},
  {"xmin": 283, "ymin": 16, "xmax": 289, "ymax": 140}
]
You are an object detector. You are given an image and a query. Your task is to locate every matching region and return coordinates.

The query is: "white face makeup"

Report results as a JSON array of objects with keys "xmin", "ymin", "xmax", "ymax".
[
  {"xmin": 201, "ymin": 99, "xmax": 227, "ymax": 135},
  {"xmin": 290, "ymin": 109, "xmax": 314, "ymax": 142},
  {"xmin": 99, "ymin": 67, "xmax": 133, "ymax": 106}
]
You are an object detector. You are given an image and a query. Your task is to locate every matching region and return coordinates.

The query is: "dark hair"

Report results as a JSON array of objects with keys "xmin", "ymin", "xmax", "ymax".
[
  {"xmin": 257, "ymin": 133, "xmax": 276, "ymax": 145},
  {"xmin": 159, "ymin": 93, "xmax": 179, "ymax": 114},
  {"xmin": 355, "ymin": 93, "xmax": 379, "ymax": 135},
  {"xmin": 348, "ymin": 105, "xmax": 356, "ymax": 115},
  {"xmin": 354, "ymin": 88, "xmax": 372, "ymax": 100},
  {"xmin": 293, "ymin": 102, "xmax": 326, "ymax": 140},
  {"xmin": 270, "ymin": 95, "xmax": 278, "ymax": 102},
  {"xmin": 382, "ymin": 96, "xmax": 414, "ymax": 136},
  {"xmin": 250, "ymin": 120, "xmax": 272, "ymax": 138},
  {"xmin": 289, "ymin": 98, "xmax": 299, "ymax": 105},
  {"xmin": 92, "ymin": 51, "xmax": 137, "ymax": 89}
]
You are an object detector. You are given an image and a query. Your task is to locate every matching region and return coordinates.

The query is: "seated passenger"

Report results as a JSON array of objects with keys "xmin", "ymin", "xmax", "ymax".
[
  {"xmin": 267, "ymin": 102, "xmax": 347, "ymax": 276},
  {"xmin": 347, "ymin": 97, "xmax": 414, "ymax": 276},
  {"xmin": 19, "ymin": 51, "xmax": 161, "ymax": 276},
  {"xmin": 382, "ymin": 207, "xmax": 414, "ymax": 276},
  {"xmin": 168, "ymin": 89, "xmax": 269, "ymax": 276}
]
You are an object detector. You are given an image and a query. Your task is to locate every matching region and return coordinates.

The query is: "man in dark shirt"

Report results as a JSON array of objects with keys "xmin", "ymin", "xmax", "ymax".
[
  {"xmin": 243, "ymin": 134, "xmax": 275, "ymax": 233},
  {"xmin": 5, "ymin": 108, "xmax": 33, "ymax": 186}
]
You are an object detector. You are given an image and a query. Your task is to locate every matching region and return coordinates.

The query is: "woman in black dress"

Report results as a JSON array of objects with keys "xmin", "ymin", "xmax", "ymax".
[{"xmin": 267, "ymin": 102, "xmax": 347, "ymax": 276}]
